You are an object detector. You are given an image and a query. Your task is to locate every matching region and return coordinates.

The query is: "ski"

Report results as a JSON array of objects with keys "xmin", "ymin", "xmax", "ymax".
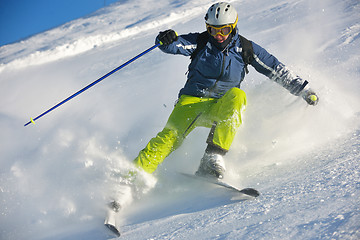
[
  {"xmin": 103, "ymin": 174, "xmax": 259, "ymax": 237},
  {"xmin": 105, "ymin": 223, "xmax": 121, "ymax": 238},
  {"xmin": 180, "ymin": 172, "xmax": 260, "ymax": 198},
  {"xmin": 104, "ymin": 201, "xmax": 121, "ymax": 237}
]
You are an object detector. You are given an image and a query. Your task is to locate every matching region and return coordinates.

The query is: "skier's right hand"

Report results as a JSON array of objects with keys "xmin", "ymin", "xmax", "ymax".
[{"xmin": 157, "ymin": 29, "xmax": 178, "ymax": 45}]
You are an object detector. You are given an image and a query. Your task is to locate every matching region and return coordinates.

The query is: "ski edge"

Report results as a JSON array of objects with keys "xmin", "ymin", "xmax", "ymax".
[{"xmin": 179, "ymin": 172, "xmax": 260, "ymax": 198}]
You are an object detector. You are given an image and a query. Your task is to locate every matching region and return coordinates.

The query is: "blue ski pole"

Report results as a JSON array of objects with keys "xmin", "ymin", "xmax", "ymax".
[{"xmin": 24, "ymin": 43, "xmax": 161, "ymax": 127}]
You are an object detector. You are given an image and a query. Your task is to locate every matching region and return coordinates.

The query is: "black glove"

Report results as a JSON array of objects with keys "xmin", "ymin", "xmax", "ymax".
[
  {"xmin": 302, "ymin": 89, "xmax": 319, "ymax": 106},
  {"xmin": 157, "ymin": 29, "xmax": 178, "ymax": 45}
]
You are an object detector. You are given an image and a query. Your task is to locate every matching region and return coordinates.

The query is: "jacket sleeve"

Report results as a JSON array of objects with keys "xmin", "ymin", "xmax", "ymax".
[
  {"xmin": 156, "ymin": 32, "xmax": 199, "ymax": 56},
  {"xmin": 249, "ymin": 41, "xmax": 308, "ymax": 96}
]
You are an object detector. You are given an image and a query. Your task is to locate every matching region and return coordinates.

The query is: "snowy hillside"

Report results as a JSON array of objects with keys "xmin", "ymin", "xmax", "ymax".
[{"xmin": 0, "ymin": 0, "xmax": 359, "ymax": 239}]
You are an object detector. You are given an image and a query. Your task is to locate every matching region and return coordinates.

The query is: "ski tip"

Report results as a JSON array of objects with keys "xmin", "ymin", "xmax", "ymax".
[
  {"xmin": 240, "ymin": 188, "xmax": 260, "ymax": 197},
  {"xmin": 105, "ymin": 223, "xmax": 121, "ymax": 237}
]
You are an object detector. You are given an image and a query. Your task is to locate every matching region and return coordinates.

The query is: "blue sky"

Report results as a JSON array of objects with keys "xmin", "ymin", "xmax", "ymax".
[{"xmin": 0, "ymin": 0, "xmax": 120, "ymax": 47}]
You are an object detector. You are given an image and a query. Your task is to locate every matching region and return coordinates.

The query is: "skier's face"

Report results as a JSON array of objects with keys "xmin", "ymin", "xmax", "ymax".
[
  {"xmin": 213, "ymin": 33, "xmax": 229, "ymax": 43},
  {"xmin": 206, "ymin": 23, "xmax": 234, "ymax": 44}
]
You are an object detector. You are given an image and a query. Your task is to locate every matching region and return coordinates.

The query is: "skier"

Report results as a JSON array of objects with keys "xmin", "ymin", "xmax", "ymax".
[
  {"xmin": 133, "ymin": 2, "xmax": 318, "ymax": 179},
  {"xmin": 105, "ymin": 2, "xmax": 319, "ymax": 235}
]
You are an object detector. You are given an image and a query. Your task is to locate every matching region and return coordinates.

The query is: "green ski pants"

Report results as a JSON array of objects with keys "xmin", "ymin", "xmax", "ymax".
[{"xmin": 134, "ymin": 87, "xmax": 247, "ymax": 173}]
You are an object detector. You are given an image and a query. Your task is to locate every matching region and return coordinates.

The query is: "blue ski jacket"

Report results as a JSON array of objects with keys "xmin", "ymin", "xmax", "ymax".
[{"xmin": 156, "ymin": 31, "xmax": 308, "ymax": 99}]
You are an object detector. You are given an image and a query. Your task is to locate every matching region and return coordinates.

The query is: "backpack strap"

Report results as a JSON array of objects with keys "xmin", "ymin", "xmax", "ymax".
[
  {"xmin": 239, "ymin": 35, "xmax": 254, "ymax": 74},
  {"xmin": 190, "ymin": 31, "xmax": 210, "ymax": 60}
]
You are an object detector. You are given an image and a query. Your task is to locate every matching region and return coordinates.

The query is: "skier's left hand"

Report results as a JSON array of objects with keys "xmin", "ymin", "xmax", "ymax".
[{"xmin": 302, "ymin": 89, "xmax": 319, "ymax": 106}]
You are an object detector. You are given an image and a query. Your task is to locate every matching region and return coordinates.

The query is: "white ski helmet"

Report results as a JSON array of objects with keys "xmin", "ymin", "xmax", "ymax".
[{"xmin": 205, "ymin": 2, "xmax": 238, "ymax": 26}]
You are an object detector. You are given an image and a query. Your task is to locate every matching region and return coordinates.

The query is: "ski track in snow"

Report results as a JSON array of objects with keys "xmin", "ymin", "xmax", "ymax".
[{"xmin": 0, "ymin": 0, "xmax": 360, "ymax": 239}]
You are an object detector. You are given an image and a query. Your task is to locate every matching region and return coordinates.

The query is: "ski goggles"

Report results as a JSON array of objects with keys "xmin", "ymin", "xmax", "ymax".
[{"xmin": 206, "ymin": 17, "xmax": 238, "ymax": 37}]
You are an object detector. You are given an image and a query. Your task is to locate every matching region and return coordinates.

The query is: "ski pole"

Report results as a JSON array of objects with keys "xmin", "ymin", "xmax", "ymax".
[{"xmin": 24, "ymin": 43, "xmax": 161, "ymax": 127}]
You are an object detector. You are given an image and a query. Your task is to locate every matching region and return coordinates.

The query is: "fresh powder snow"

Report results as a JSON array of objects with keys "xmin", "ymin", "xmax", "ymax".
[{"xmin": 0, "ymin": 0, "xmax": 359, "ymax": 239}]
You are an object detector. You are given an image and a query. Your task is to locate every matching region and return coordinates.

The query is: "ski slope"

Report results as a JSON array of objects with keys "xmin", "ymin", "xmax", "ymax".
[{"xmin": 0, "ymin": 0, "xmax": 359, "ymax": 239}]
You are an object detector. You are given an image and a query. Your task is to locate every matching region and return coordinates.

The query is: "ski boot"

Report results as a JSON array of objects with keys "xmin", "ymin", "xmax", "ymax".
[{"xmin": 195, "ymin": 145, "xmax": 226, "ymax": 179}]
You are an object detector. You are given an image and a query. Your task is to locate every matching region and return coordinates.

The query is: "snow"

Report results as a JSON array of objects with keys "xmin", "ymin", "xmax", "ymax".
[{"xmin": 0, "ymin": 0, "xmax": 359, "ymax": 239}]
